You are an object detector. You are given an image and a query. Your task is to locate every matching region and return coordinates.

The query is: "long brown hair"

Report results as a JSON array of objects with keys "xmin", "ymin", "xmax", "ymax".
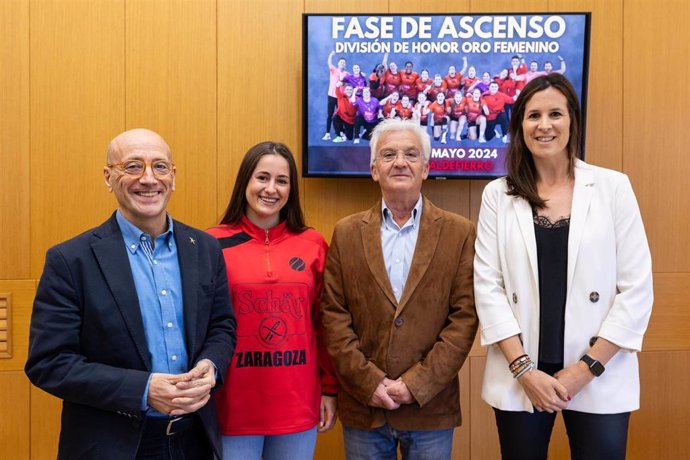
[
  {"xmin": 506, "ymin": 73, "xmax": 582, "ymax": 208},
  {"xmin": 220, "ymin": 142, "xmax": 307, "ymax": 232}
]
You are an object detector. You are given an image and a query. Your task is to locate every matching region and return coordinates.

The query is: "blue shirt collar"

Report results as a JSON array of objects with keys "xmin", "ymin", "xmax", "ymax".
[
  {"xmin": 381, "ymin": 194, "xmax": 423, "ymax": 231},
  {"xmin": 115, "ymin": 210, "xmax": 175, "ymax": 254}
]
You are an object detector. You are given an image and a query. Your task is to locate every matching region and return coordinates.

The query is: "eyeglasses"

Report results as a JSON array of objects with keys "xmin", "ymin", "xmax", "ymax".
[
  {"xmin": 378, "ymin": 150, "xmax": 422, "ymax": 164},
  {"xmin": 107, "ymin": 160, "xmax": 174, "ymax": 178}
]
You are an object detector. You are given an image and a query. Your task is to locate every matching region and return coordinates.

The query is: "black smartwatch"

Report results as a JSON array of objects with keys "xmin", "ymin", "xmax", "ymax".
[{"xmin": 580, "ymin": 354, "xmax": 605, "ymax": 377}]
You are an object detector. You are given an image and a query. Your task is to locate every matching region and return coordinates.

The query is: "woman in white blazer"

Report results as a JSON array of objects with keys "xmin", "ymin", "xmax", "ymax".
[{"xmin": 474, "ymin": 74, "xmax": 653, "ymax": 460}]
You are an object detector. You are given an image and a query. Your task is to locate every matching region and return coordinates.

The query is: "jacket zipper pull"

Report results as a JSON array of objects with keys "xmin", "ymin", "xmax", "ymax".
[{"xmin": 264, "ymin": 229, "xmax": 272, "ymax": 277}]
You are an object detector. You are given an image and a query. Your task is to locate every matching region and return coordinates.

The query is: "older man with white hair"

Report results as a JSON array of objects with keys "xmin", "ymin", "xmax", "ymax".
[{"xmin": 321, "ymin": 119, "xmax": 478, "ymax": 459}]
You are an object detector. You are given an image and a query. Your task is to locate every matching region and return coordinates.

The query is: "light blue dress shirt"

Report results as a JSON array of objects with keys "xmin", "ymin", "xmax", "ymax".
[
  {"xmin": 381, "ymin": 195, "xmax": 423, "ymax": 302},
  {"xmin": 116, "ymin": 211, "xmax": 187, "ymax": 416}
]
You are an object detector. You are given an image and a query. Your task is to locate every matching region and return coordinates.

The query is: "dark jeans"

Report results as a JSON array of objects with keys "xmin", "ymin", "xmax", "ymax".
[
  {"xmin": 136, "ymin": 415, "xmax": 213, "ymax": 460},
  {"xmin": 343, "ymin": 424, "xmax": 453, "ymax": 460},
  {"xmin": 494, "ymin": 408, "xmax": 630, "ymax": 460}
]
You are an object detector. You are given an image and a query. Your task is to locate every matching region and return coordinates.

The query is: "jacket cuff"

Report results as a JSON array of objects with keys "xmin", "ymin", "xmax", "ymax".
[
  {"xmin": 480, "ymin": 319, "xmax": 521, "ymax": 346},
  {"xmin": 598, "ymin": 323, "xmax": 645, "ymax": 352}
]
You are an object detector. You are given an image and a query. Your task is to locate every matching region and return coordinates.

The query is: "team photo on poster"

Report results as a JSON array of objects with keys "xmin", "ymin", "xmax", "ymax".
[{"xmin": 303, "ymin": 13, "xmax": 590, "ymax": 178}]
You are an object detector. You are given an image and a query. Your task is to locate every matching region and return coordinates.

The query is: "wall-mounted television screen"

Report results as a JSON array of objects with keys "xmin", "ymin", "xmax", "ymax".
[{"xmin": 302, "ymin": 12, "xmax": 591, "ymax": 179}]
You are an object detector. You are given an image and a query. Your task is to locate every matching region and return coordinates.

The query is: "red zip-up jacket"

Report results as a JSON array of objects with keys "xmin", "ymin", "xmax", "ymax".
[{"xmin": 207, "ymin": 216, "xmax": 338, "ymax": 435}]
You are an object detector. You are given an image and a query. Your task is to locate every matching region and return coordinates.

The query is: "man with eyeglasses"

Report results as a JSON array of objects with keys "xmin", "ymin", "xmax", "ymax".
[
  {"xmin": 26, "ymin": 128, "xmax": 236, "ymax": 459},
  {"xmin": 320, "ymin": 118, "xmax": 478, "ymax": 459}
]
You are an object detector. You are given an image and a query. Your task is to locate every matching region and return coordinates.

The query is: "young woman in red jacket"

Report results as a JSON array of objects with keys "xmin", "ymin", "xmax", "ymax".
[{"xmin": 207, "ymin": 142, "xmax": 338, "ymax": 459}]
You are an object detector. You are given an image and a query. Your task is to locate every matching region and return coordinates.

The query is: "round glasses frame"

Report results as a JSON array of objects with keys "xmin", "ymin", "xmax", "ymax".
[
  {"xmin": 106, "ymin": 160, "xmax": 175, "ymax": 179},
  {"xmin": 378, "ymin": 151, "xmax": 422, "ymax": 164}
]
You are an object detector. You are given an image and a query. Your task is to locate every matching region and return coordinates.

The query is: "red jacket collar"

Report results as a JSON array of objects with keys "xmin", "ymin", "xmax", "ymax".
[{"xmin": 240, "ymin": 214, "xmax": 289, "ymax": 243}]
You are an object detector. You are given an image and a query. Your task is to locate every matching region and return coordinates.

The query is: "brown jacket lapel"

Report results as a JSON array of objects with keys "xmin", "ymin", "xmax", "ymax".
[
  {"xmin": 359, "ymin": 197, "xmax": 444, "ymax": 315},
  {"xmin": 360, "ymin": 202, "xmax": 398, "ymax": 307},
  {"xmin": 396, "ymin": 197, "xmax": 442, "ymax": 316}
]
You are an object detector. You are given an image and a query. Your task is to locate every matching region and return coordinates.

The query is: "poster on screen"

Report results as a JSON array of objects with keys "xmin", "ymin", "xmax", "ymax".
[{"xmin": 302, "ymin": 13, "xmax": 591, "ymax": 179}]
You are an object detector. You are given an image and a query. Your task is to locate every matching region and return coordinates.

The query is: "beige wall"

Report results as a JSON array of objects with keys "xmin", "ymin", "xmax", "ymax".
[{"xmin": 1, "ymin": 0, "xmax": 688, "ymax": 458}]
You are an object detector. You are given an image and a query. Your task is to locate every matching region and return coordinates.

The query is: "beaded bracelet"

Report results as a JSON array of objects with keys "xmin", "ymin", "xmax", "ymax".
[
  {"xmin": 511, "ymin": 360, "xmax": 531, "ymax": 376},
  {"xmin": 509, "ymin": 354, "xmax": 530, "ymax": 374},
  {"xmin": 513, "ymin": 361, "xmax": 535, "ymax": 379},
  {"xmin": 509, "ymin": 354, "xmax": 534, "ymax": 379},
  {"xmin": 509, "ymin": 354, "xmax": 529, "ymax": 369}
]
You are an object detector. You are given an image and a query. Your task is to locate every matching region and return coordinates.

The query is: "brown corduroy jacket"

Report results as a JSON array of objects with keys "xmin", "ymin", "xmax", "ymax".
[{"xmin": 320, "ymin": 197, "xmax": 478, "ymax": 430}]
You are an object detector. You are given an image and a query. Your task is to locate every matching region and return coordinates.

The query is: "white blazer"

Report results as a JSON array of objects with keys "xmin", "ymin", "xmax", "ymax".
[{"xmin": 474, "ymin": 159, "xmax": 653, "ymax": 413}]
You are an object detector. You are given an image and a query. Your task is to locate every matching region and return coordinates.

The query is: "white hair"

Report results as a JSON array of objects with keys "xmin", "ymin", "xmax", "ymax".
[{"xmin": 369, "ymin": 119, "xmax": 431, "ymax": 165}]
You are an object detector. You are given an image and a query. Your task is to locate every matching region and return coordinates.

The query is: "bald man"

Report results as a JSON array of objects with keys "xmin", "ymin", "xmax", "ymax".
[{"xmin": 26, "ymin": 129, "xmax": 236, "ymax": 459}]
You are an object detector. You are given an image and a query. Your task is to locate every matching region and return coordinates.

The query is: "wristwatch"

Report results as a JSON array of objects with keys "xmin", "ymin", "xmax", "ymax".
[{"xmin": 580, "ymin": 354, "xmax": 605, "ymax": 377}]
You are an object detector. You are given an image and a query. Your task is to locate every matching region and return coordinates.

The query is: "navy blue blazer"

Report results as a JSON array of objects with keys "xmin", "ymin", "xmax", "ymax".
[{"xmin": 25, "ymin": 213, "xmax": 237, "ymax": 459}]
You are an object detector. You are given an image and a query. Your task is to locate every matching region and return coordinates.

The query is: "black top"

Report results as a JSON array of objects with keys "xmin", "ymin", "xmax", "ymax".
[{"xmin": 534, "ymin": 212, "xmax": 570, "ymax": 365}]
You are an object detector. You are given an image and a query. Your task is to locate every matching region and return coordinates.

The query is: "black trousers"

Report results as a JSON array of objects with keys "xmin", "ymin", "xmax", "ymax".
[
  {"xmin": 494, "ymin": 362, "xmax": 630, "ymax": 460},
  {"xmin": 136, "ymin": 415, "xmax": 213, "ymax": 460},
  {"xmin": 494, "ymin": 408, "xmax": 630, "ymax": 460}
]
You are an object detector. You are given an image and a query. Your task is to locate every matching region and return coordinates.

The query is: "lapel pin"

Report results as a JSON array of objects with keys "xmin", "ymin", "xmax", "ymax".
[{"xmin": 189, "ymin": 237, "xmax": 196, "ymax": 245}]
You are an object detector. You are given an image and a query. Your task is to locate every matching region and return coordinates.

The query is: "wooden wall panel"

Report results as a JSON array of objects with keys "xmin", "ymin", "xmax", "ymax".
[
  {"xmin": 0, "ymin": 372, "xmax": 30, "ymax": 460},
  {"xmin": 469, "ymin": 180, "xmax": 489, "ymax": 226},
  {"xmin": 0, "ymin": 281, "xmax": 36, "ymax": 372},
  {"xmin": 30, "ymin": 386, "xmax": 61, "ymax": 460},
  {"xmin": 30, "ymin": 0, "xmax": 125, "ymax": 278},
  {"xmin": 314, "ymin": 421, "xmax": 345, "ymax": 460},
  {"xmin": 469, "ymin": 356, "xmax": 499, "ymax": 459},
  {"xmin": 451, "ymin": 360, "xmax": 471, "ymax": 459},
  {"xmin": 304, "ymin": 179, "xmax": 381, "ymax": 241},
  {"xmin": 468, "ymin": 332, "xmax": 485, "ymax": 358},
  {"xmin": 305, "ymin": 0, "xmax": 388, "ymax": 14},
  {"xmin": 630, "ymin": 351, "xmax": 690, "ymax": 458},
  {"xmin": 547, "ymin": 413, "xmax": 570, "ymax": 459},
  {"xmin": 623, "ymin": 0, "xmax": 690, "ymax": 273},
  {"xmin": 390, "ymin": 0, "xmax": 468, "ymax": 13},
  {"xmin": 470, "ymin": 0, "xmax": 547, "ymax": 11},
  {"xmin": 421, "ymin": 180, "xmax": 471, "ymax": 220},
  {"xmin": 126, "ymin": 0, "xmax": 218, "ymax": 230},
  {"xmin": 0, "ymin": 0, "xmax": 30, "ymax": 280}
]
